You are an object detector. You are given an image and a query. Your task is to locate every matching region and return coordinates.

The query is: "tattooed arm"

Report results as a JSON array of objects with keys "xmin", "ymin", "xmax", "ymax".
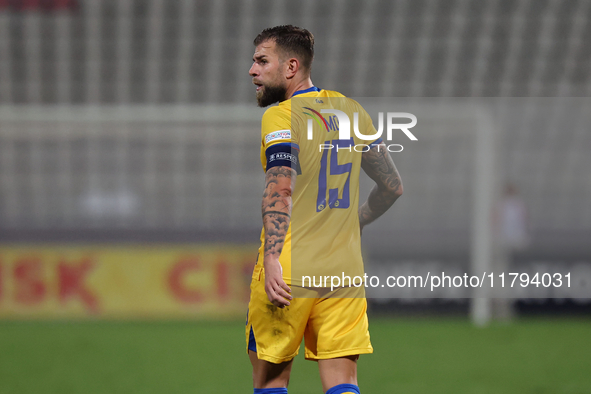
[
  {"xmin": 262, "ymin": 165, "xmax": 296, "ymax": 308},
  {"xmin": 359, "ymin": 143, "xmax": 403, "ymax": 234}
]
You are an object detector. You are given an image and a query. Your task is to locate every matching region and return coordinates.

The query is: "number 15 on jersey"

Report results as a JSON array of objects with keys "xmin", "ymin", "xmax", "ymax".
[{"xmin": 316, "ymin": 138, "xmax": 354, "ymax": 212}]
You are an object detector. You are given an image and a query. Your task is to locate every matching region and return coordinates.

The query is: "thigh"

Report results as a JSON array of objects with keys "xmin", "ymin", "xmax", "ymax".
[
  {"xmin": 318, "ymin": 355, "xmax": 359, "ymax": 393},
  {"xmin": 249, "ymin": 349, "xmax": 294, "ymax": 389}
]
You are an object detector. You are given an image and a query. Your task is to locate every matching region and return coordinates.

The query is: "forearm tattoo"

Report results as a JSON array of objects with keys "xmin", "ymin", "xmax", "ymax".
[
  {"xmin": 359, "ymin": 143, "xmax": 402, "ymax": 227},
  {"xmin": 262, "ymin": 166, "xmax": 296, "ymax": 260}
]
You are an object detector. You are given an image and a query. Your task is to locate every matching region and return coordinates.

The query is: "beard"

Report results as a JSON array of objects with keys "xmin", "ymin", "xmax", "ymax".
[{"xmin": 256, "ymin": 83, "xmax": 288, "ymax": 107}]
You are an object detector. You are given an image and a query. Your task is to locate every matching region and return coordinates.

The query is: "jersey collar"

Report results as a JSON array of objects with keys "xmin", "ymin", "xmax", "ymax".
[{"xmin": 292, "ymin": 86, "xmax": 321, "ymax": 97}]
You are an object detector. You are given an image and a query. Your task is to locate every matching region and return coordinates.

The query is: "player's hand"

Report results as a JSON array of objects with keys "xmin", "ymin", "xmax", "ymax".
[{"xmin": 263, "ymin": 258, "xmax": 292, "ymax": 308}]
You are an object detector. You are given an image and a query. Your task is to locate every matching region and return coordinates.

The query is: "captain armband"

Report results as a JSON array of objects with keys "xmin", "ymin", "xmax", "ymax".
[{"xmin": 265, "ymin": 143, "xmax": 302, "ymax": 175}]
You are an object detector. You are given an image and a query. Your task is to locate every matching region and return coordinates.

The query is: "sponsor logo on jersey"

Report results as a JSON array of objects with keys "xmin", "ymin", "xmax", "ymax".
[{"xmin": 265, "ymin": 130, "xmax": 291, "ymax": 144}]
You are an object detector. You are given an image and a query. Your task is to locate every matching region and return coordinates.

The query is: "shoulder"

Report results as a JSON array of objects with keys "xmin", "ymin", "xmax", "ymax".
[
  {"xmin": 262, "ymin": 103, "xmax": 292, "ymax": 122},
  {"xmin": 321, "ymin": 90, "xmax": 365, "ymax": 112},
  {"xmin": 321, "ymin": 89, "xmax": 347, "ymax": 98},
  {"xmin": 261, "ymin": 104, "xmax": 293, "ymax": 145},
  {"xmin": 261, "ymin": 103, "xmax": 294, "ymax": 139}
]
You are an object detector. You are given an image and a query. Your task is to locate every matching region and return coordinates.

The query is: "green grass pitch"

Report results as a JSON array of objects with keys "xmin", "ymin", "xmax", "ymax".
[{"xmin": 0, "ymin": 318, "xmax": 590, "ymax": 393}]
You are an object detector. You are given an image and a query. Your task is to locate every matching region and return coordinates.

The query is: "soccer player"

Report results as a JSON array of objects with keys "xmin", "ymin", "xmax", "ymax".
[{"xmin": 246, "ymin": 25, "xmax": 402, "ymax": 394}]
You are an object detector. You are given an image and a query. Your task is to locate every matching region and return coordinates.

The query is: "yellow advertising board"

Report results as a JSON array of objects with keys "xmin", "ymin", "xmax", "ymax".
[{"xmin": 0, "ymin": 245, "xmax": 258, "ymax": 319}]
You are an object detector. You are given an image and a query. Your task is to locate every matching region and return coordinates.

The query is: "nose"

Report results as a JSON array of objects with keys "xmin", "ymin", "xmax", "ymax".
[{"xmin": 249, "ymin": 63, "xmax": 258, "ymax": 77}]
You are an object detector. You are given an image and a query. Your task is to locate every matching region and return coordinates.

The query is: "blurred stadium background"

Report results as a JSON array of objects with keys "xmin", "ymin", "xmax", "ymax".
[{"xmin": 0, "ymin": 0, "xmax": 590, "ymax": 393}]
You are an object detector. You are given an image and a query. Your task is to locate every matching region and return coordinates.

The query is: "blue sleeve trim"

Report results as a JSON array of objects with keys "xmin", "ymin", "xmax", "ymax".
[
  {"xmin": 369, "ymin": 137, "xmax": 383, "ymax": 147},
  {"xmin": 265, "ymin": 143, "xmax": 302, "ymax": 174},
  {"xmin": 269, "ymin": 142, "xmax": 299, "ymax": 151}
]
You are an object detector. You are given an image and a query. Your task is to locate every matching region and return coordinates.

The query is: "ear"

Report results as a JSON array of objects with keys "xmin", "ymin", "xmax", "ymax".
[{"xmin": 284, "ymin": 57, "xmax": 299, "ymax": 79}]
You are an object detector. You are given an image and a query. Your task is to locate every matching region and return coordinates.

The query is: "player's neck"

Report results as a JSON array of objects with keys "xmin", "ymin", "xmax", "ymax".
[{"xmin": 286, "ymin": 78, "xmax": 314, "ymax": 99}]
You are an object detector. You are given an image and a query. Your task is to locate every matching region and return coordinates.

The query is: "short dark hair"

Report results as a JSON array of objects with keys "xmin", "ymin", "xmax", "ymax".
[{"xmin": 254, "ymin": 25, "xmax": 314, "ymax": 73}]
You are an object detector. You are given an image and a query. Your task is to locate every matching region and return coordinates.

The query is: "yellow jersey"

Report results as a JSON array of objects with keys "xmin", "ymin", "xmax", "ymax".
[{"xmin": 253, "ymin": 87, "xmax": 381, "ymax": 286}]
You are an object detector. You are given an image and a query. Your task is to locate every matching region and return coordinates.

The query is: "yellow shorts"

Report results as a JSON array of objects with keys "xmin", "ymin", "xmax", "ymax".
[{"xmin": 245, "ymin": 275, "xmax": 373, "ymax": 363}]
